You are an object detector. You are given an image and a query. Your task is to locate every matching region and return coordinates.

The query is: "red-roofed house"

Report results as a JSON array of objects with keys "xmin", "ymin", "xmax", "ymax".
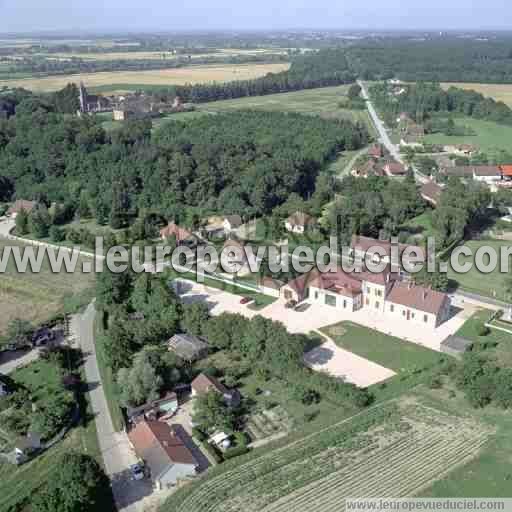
[
  {"xmin": 368, "ymin": 144, "xmax": 383, "ymax": 159},
  {"xmin": 383, "ymin": 162, "xmax": 407, "ymax": 176},
  {"xmin": 128, "ymin": 420, "xmax": 198, "ymax": 489},
  {"xmin": 160, "ymin": 222, "xmax": 195, "ymax": 244},
  {"xmin": 501, "ymin": 165, "xmax": 512, "ymax": 180},
  {"xmin": 191, "ymin": 373, "xmax": 240, "ymax": 407}
]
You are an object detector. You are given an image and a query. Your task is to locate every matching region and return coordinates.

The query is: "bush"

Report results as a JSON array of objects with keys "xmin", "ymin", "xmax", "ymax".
[
  {"xmin": 192, "ymin": 427, "xmax": 206, "ymax": 442},
  {"xmin": 476, "ymin": 322, "xmax": 490, "ymax": 337},
  {"xmin": 223, "ymin": 445, "xmax": 250, "ymax": 460},
  {"xmin": 49, "ymin": 225, "xmax": 65, "ymax": 242}
]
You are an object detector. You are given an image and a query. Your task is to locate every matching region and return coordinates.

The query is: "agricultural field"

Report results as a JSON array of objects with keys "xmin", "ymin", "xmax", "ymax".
[
  {"xmin": 0, "ymin": 62, "xmax": 290, "ymax": 93},
  {"xmin": 423, "ymin": 116, "xmax": 512, "ymax": 154},
  {"xmin": 441, "ymin": 83, "xmax": 512, "ymax": 107},
  {"xmin": 163, "ymin": 399, "xmax": 494, "ymax": 512},
  {"xmin": 197, "ymin": 85, "xmax": 376, "ymax": 136},
  {"xmin": 447, "ymin": 239, "xmax": 512, "ymax": 301},
  {"xmin": 0, "ymin": 238, "xmax": 95, "ymax": 336}
]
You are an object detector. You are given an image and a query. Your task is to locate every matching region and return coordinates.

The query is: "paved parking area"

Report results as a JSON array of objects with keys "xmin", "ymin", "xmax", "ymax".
[{"xmin": 176, "ymin": 279, "xmax": 470, "ymax": 351}]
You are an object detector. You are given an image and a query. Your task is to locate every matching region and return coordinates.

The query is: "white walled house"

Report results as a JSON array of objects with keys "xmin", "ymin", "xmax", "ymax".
[{"xmin": 285, "ymin": 212, "xmax": 317, "ymax": 234}]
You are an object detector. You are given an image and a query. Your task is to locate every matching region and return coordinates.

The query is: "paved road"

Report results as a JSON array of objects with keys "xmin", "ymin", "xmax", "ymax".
[
  {"xmin": 75, "ymin": 303, "xmax": 154, "ymax": 511},
  {"xmin": 358, "ymin": 80, "xmax": 429, "ymax": 185},
  {"xmin": 0, "ymin": 348, "xmax": 40, "ymax": 375}
]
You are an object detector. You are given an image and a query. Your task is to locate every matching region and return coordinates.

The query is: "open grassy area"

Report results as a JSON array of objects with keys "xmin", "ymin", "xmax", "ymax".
[
  {"xmin": 0, "ymin": 62, "xmax": 290, "ymax": 93},
  {"xmin": 196, "ymin": 85, "xmax": 376, "ymax": 136},
  {"xmin": 322, "ymin": 321, "xmax": 442, "ymax": 373},
  {"xmin": 441, "ymin": 82, "xmax": 512, "ymax": 107},
  {"xmin": 403, "ymin": 209, "xmax": 438, "ymax": 243},
  {"xmin": 423, "ymin": 116, "xmax": 512, "ymax": 154},
  {"xmin": 0, "ymin": 239, "xmax": 96, "ymax": 337},
  {"xmin": 447, "ymin": 239, "xmax": 512, "ymax": 301}
]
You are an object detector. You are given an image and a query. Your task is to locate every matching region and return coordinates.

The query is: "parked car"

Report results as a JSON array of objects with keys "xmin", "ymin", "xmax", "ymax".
[
  {"xmin": 240, "ymin": 297, "xmax": 253, "ymax": 305},
  {"xmin": 285, "ymin": 300, "xmax": 298, "ymax": 309},
  {"xmin": 130, "ymin": 463, "xmax": 145, "ymax": 481}
]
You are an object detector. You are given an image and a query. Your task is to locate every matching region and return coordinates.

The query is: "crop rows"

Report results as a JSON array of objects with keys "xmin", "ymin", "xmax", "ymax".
[{"xmin": 166, "ymin": 402, "xmax": 493, "ymax": 512}]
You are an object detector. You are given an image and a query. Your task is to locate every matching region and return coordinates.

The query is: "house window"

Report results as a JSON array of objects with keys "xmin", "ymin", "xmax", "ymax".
[
  {"xmin": 325, "ymin": 294, "xmax": 337, "ymax": 307},
  {"xmin": 343, "ymin": 300, "xmax": 347, "ymax": 309},
  {"xmin": 365, "ymin": 298, "xmax": 370, "ymax": 306},
  {"xmin": 375, "ymin": 301, "xmax": 380, "ymax": 309},
  {"xmin": 390, "ymin": 305, "xmax": 394, "ymax": 313},
  {"xmin": 402, "ymin": 310, "xmax": 406, "ymax": 316},
  {"xmin": 376, "ymin": 289, "xmax": 382, "ymax": 297},
  {"xmin": 314, "ymin": 291, "xmax": 319, "ymax": 300},
  {"xmin": 366, "ymin": 286, "xmax": 370, "ymax": 294},
  {"xmin": 424, "ymin": 314, "xmax": 428, "ymax": 323}
]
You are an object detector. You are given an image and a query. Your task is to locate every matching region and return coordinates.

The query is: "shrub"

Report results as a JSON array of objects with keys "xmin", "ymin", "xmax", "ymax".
[
  {"xmin": 192, "ymin": 427, "xmax": 207, "ymax": 442},
  {"xmin": 476, "ymin": 322, "xmax": 490, "ymax": 337},
  {"xmin": 49, "ymin": 225, "xmax": 65, "ymax": 242},
  {"xmin": 223, "ymin": 445, "xmax": 250, "ymax": 460}
]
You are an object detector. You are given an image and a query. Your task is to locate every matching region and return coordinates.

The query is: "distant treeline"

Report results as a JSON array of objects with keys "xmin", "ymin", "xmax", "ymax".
[
  {"xmin": 144, "ymin": 49, "xmax": 356, "ymax": 103},
  {"xmin": 347, "ymin": 39, "xmax": 512, "ymax": 83},
  {"xmin": 370, "ymin": 82, "xmax": 512, "ymax": 126}
]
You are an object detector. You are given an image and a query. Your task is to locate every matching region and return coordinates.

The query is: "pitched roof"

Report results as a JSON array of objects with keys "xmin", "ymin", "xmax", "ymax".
[
  {"xmin": 286, "ymin": 211, "xmax": 317, "ymax": 227},
  {"xmin": 420, "ymin": 181, "xmax": 443, "ymax": 205},
  {"xmin": 191, "ymin": 373, "xmax": 228, "ymax": 395},
  {"xmin": 384, "ymin": 162, "xmax": 407, "ymax": 175},
  {"xmin": 260, "ymin": 276, "xmax": 285, "ymax": 290},
  {"xmin": 7, "ymin": 200, "xmax": 36, "ymax": 215},
  {"xmin": 500, "ymin": 165, "xmax": 512, "ymax": 177},
  {"xmin": 128, "ymin": 421, "xmax": 197, "ymax": 478},
  {"xmin": 167, "ymin": 334, "xmax": 208, "ymax": 361},
  {"xmin": 351, "ymin": 235, "xmax": 424, "ymax": 262},
  {"xmin": 160, "ymin": 222, "xmax": 194, "ymax": 241},
  {"xmin": 472, "ymin": 165, "xmax": 501, "ymax": 177},
  {"xmin": 308, "ymin": 269, "xmax": 362, "ymax": 298},
  {"xmin": 387, "ymin": 281, "xmax": 448, "ymax": 315},
  {"xmin": 224, "ymin": 215, "xmax": 243, "ymax": 228},
  {"xmin": 368, "ymin": 144, "xmax": 383, "ymax": 158}
]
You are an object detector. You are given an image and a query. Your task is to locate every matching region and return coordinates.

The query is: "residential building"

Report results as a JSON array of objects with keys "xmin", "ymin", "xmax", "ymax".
[
  {"xmin": 127, "ymin": 392, "xmax": 179, "ymax": 424},
  {"xmin": 367, "ymin": 144, "xmax": 383, "ymax": 159},
  {"xmin": 167, "ymin": 334, "xmax": 209, "ymax": 363},
  {"xmin": 285, "ymin": 211, "xmax": 317, "ymax": 234},
  {"xmin": 128, "ymin": 420, "xmax": 198, "ymax": 489},
  {"xmin": 78, "ymin": 82, "xmax": 111, "ymax": 114},
  {"xmin": 351, "ymin": 235, "xmax": 424, "ymax": 268},
  {"xmin": 420, "ymin": 181, "xmax": 443, "ymax": 206},
  {"xmin": 191, "ymin": 373, "xmax": 241, "ymax": 408},
  {"xmin": 443, "ymin": 144, "xmax": 478, "ymax": 157},
  {"xmin": 383, "ymin": 161, "xmax": 407, "ymax": 177},
  {"xmin": 223, "ymin": 215, "xmax": 243, "ymax": 232},
  {"xmin": 160, "ymin": 222, "xmax": 195, "ymax": 244},
  {"xmin": 500, "ymin": 165, "xmax": 512, "ymax": 181},
  {"xmin": 400, "ymin": 134, "xmax": 424, "ymax": 148},
  {"xmin": 440, "ymin": 165, "xmax": 502, "ymax": 185},
  {"xmin": 7, "ymin": 199, "xmax": 36, "ymax": 218}
]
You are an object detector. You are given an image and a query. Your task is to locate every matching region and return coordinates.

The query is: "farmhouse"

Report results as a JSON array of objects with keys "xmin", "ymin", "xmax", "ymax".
[
  {"xmin": 191, "ymin": 373, "xmax": 241, "ymax": 408},
  {"xmin": 167, "ymin": 333, "xmax": 209, "ymax": 363},
  {"xmin": 281, "ymin": 264, "xmax": 450, "ymax": 328},
  {"xmin": 285, "ymin": 211, "xmax": 317, "ymax": 234},
  {"xmin": 440, "ymin": 165, "xmax": 502, "ymax": 185},
  {"xmin": 128, "ymin": 420, "xmax": 198, "ymax": 489},
  {"xmin": 127, "ymin": 392, "xmax": 179, "ymax": 424},
  {"xmin": 7, "ymin": 199, "xmax": 36, "ymax": 218}
]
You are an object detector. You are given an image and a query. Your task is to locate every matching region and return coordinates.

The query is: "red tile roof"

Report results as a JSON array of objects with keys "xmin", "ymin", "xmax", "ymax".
[
  {"xmin": 351, "ymin": 235, "xmax": 424, "ymax": 261},
  {"xmin": 308, "ymin": 269, "xmax": 362, "ymax": 298},
  {"xmin": 129, "ymin": 420, "xmax": 196, "ymax": 467},
  {"xmin": 384, "ymin": 162, "xmax": 407, "ymax": 175},
  {"xmin": 387, "ymin": 281, "xmax": 448, "ymax": 316},
  {"xmin": 160, "ymin": 222, "xmax": 193, "ymax": 242},
  {"xmin": 500, "ymin": 165, "xmax": 512, "ymax": 177}
]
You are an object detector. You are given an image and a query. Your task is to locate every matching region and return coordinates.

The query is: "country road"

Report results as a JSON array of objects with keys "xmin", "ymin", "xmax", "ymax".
[
  {"xmin": 357, "ymin": 80, "xmax": 429, "ymax": 184},
  {"xmin": 75, "ymin": 303, "xmax": 154, "ymax": 511}
]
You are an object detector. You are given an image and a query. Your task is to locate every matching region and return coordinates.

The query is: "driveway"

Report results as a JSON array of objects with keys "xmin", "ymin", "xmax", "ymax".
[
  {"xmin": 304, "ymin": 331, "xmax": 396, "ymax": 387},
  {"xmin": 176, "ymin": 280, "xmax": 469, "ymax": 352},
  {"xmin": 0, "ymin": 348, "xmax": 40, "ymax": 375},
  {"xmin": 74, "ymin": 303, "xmax": 156, "ymax": 512}
]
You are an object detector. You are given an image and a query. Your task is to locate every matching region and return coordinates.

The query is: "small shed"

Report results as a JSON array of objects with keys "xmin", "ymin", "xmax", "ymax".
[{"xmin": 440, "ymin": 336, "xmax": 473, "ymax": 359}]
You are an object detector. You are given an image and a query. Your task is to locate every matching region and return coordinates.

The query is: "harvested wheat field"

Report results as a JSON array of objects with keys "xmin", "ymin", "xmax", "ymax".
[
  {"xmin": 0, "ymin": 62, "xmax": 290, "ymax": 92},
  {"xmin": 441, "ymin": 83, "xmax": 512, "ymax": 107}
]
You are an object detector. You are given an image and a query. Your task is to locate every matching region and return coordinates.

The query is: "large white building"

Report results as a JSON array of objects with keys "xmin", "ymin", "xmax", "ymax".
[{"xmin": 281, "ymin": 266, "xmax": 450, "ymax": 329}]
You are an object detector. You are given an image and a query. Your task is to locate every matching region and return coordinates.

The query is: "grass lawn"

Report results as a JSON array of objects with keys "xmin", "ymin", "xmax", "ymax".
[
  {"xmin": 322, "ymin": 321, "xmax": 442, "ymax": 373},
  {"xmin": 423, "ymin": 116, "xmax": 512, "ymax": 154},
  {"xmin": 404, "ymin": 210, "xmax": 438, "ymax": 241},
  {"xmin": 0, "ymin": 238, "xmax": 96, "ymax": 337},
  {"xmin": 447, "ymin": 239, "xmax": 512, "ymax": 301},
  {"xmin": 196, "ymin": 85, "xmax": 377, "ymax": 137}
]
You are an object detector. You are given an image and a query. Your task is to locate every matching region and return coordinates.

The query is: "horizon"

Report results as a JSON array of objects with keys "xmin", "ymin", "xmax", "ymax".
[{"xmin": 2, "ymin": 0, "xmax": 512, "ymax": 34}]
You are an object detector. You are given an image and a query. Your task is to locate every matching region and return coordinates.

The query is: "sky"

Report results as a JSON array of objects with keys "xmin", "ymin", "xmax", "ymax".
[{"xmin": 1, "ymin": 0, "xmax": 511, "ymax": 33}]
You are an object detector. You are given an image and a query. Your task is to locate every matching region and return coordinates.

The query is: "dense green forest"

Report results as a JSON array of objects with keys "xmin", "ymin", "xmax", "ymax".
[
  {"xmin": 370, "ymin": 81, "xmax": 512, "ymax": 126},
  {"xmin": 347, "ymin": 39, "xmax": 512, "ymax": 83},
  {"xmin": 0, "ymin": 96, "xmax": 369, "ymax": 224}
]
